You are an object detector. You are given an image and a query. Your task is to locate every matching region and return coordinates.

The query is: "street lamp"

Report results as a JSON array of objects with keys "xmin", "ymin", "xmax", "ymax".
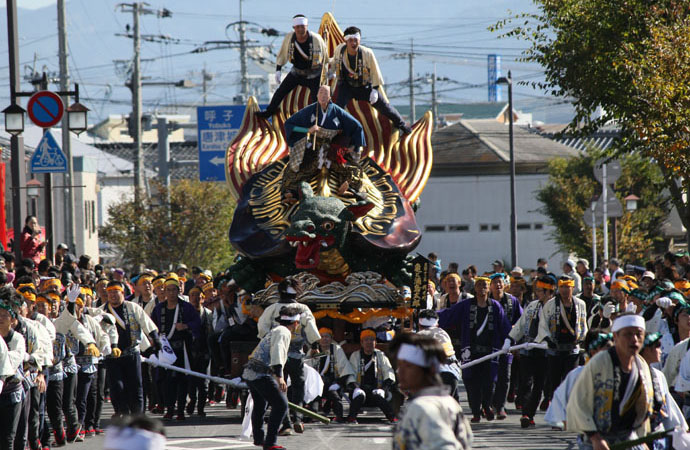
[
  {"xmin": 496, "ymin": 71, "xmax": 517, "ymax": 268},
  {"xmin": 26, "ymin": 178, "xmax": 42, "ymax": 216},
  {"xmin": 625, "ymin": 194, "xmax": 639, "ymax": 211},
  {"xmin": 67, "ymin": 102, "xmax": 89, "ymax": 135},
  {"xmin": 2, "ymin": 102, "xmax": 25, "ymax": 136}
]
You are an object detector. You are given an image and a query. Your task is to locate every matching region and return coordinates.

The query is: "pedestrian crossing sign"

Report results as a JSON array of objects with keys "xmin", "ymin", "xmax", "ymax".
[{"xmin": 30, "ymin": 130, "xmax": 67, "ymax": 173}]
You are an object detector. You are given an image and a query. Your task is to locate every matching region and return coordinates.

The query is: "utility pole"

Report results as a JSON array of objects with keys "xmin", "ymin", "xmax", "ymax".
[
  {"xmin": 6, "ymin": 0, "xmax": 27, "ymax": 262},
  {"xmin": 431, "ymin": 64, "xmax": 438, "ymax": 130},
  {"xmin": 408, "ymin": 39, "xmax": 415, "ymax": 124},
  {"xmin": 57, "ymin": 0, "xmax": 75, "ymax": 252},
  {"xmin": 202, "ymin": 65, "xmax": 213, "ymax": 105},
  {"xmin": 238, "ymin": 0, "xmax": 249, "ymax": 99},
  {"xmin": 118, "ymin": 3, "xmax": 171, "ymax": 202}
]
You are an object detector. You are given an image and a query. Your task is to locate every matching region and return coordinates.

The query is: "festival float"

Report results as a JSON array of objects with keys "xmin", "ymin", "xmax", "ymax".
[{"xmin": 225, "ymin": 13, "xmax": 433, "ymax": 323}]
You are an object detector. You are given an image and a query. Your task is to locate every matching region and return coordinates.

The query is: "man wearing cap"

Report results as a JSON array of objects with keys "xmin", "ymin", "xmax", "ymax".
[
  {"xmin": 330, "ymin": 26, "xmax": 411, "ymax": 134},
  {"xmin": 438, "ymin": 276, "xmax": 511, "ymax": 422},
  {"xmin": 563, "ymin": 260, "xmax": 582, "ymax": 295},
  {"xmin": 243, "ymin": 305, "xmax": 302, "ymax": 450},
  {"xmin": 306, "ymin": 327, "xmax": 356, "ymax": 423},
  {"xmin": 580, "ymin": 276, "xmax": 601, "ymax": 317},
  {"xmin": 347, "ymin": 328, "xmax": 397, "ymax": 423},
  {"xmin": 609, "ymin": 258, "xmax": 624, "ymax": 282},
  {"xmin": 488, "ymin": 272, "xmax": 523, "ymax": 419},
  {"xmin": 510, "ymin": 275, "xmax": 556, "ymax": 428},
  {"xmin": 567, "ymin": 313, "xmax": 654, "ymax": 449},
  {"xmin": 391, "ymin": 332, "xmax": 473, "ymax": 450},
  {"xmin": 151, "ymin": 274, "xmax": 201, "ymax": 421},
  {"xmin": 258, "ymin": 14, "xmax": 328, "ymax": 119},
  {"xmin": 54, "ymin": 243, "xmax": 69, "ymax": 267},
  {"xmin": 536, "ymin": 275, "xmax": 588, "ymax": 410},
  {"xmin": 99, "ymin": 280, "xmax": 161, "ymax": 416},
  {"xmin": 417, "ymin": 309, "xmax": 462, "ymax": 402}
]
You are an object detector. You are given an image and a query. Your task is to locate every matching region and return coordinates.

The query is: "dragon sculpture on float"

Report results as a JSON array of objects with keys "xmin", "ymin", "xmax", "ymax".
[{"xmin": 225, "ymin": 13, "xmax": 433, "ymax": 295}]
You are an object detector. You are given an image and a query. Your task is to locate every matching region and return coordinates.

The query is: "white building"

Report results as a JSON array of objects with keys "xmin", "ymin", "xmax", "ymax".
[{"xmin": 415, "ymin": 118, "xmax": 579, "ymax": 274}]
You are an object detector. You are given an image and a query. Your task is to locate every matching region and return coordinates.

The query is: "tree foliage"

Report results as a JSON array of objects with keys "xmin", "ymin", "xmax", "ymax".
[
  {"xmin": 494, "ymin": 1, "xmax": 690, "ymax": 242},
  {"xmin": 99, "ymin": 180, "xmax": 236, "ymax": 272},
  {"xmin": 537, "ymin": 147, "xmax": 669, "ymax": 264}
]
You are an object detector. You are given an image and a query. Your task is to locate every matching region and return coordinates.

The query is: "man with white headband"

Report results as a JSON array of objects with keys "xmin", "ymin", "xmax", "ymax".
[
  {"xmin": 258, "ymin": 14, "xmax": 328, "ymax": 119},
  {"xmin": 257, "ymin": 279, "xmax": 320, "ymax": 434},
  {"xmin": 417, "ymin": 309, "xmax": 461, "ymax": 402},
  {"xmin": 243, "ymin": 305, "xmax": 302, "ymax": 450},
  {"xmin": 567, "ymin": 312, "xmax": 654, "ymax": 450},
  {"xmin": 331, "ymin": 26, "xmax": 412, "ymax": 134},
  {"xmin": 391, "ymin": 332, "xmax": 472, "ymax": 449}
]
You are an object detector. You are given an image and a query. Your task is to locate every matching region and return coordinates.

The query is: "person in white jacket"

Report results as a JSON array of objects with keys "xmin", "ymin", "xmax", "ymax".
[
  {"xmin": 392, "ymin": 331, "xmax": 472, "ymax": 450},
  {"xmin": 0, "ymin": 296, "xmax": 27, "ymax": 450}
]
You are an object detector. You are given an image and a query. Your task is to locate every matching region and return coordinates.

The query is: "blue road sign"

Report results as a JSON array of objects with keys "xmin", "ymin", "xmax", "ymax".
[
  {"xmin": 30, "ymin": 130, "xmax": 67, "ymax": 173},
  {"xmin": 196, "ymin": 104, "xmax": 265, "ymax": 182}
]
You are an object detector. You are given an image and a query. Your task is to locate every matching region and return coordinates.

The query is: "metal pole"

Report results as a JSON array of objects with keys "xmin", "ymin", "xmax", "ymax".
[
  {"xmin": 612, "ymin": 217, "xmax": 618, "ymax": 259},
  {"xmin": 431, "ymin": 64, "xmax": 437, "ymax": 130},
  {"xmin": 6, "ymin": 0, "xmax": 27, "ymax": 262},
  {"xmin": 507, "ymin": 71, "xmax": 517, "ymax": 268},
  {"xmin": 202, "ymin": 65, "xmax": 208, "ymax": 105},
  {"xmin": 602, "ymin": 164, "xmax": 609, "ymax": 262},
  {"xmin": 157, "ymin": 117, "xmax": 170, "ymax": 192},
  {"xmin": 591, "ymin": 202, "xmax": 597, "ymax": 270},
  {"xmin": 408, "ymin": 39, "xmax": 415, "ymax": 124},
  {"xmin": 57, "ymin": 0, "xmax": 75, "ymax": 253},
  {"xmin": 132, "ymin": 2, "xmax": 144, "ymax": 202},
  {"xmin": 238, "ymin": 0, "xmax": 249, "ymax": 98},
  {"xmin": 39, "ymin": 74, "xmax": 54, "ymax": 263}
]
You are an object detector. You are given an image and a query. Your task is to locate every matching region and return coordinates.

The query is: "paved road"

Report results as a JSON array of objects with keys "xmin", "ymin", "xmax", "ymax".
[{"xmin": 64, "ymin": 383, "xmax": 577, "ymax": 450}]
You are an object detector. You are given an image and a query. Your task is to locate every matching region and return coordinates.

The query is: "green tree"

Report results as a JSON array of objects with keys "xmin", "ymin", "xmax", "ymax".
[
  {"xmin": 100, "ymin": 180, "xmax": 236, "ymax": 272},
  {"xmin": 494, "ymin": 1, "xmax": 690, "ymax": 243},
  {"xmin": 537, "ymin": 147, "xmax": 669, "ymax": 264}
]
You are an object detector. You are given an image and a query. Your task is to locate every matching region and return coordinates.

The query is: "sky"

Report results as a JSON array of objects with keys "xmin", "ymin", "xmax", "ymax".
[{"xmin": 1, "ymin": 0, "xmax": 573, "ymax": 124}]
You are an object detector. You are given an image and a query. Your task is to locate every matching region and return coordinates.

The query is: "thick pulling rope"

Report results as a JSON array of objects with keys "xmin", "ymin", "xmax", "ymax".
[
  {"xmin": 458, "ymin": 343, "xmax": 548, "ymax": 370},
  {"xmin": 143, "ymin": 357, "xmax": 331, "ymax": 424}
]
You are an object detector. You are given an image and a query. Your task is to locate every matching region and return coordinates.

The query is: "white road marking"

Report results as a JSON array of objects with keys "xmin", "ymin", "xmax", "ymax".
[{"xmin": 166, "ymin": 437, "xmax": 253, "ymax": 450}]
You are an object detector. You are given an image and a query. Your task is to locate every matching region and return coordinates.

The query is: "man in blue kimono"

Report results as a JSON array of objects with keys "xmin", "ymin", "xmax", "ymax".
[
  {"xmin": 438, "ymin": 276, "xmax": 512, "ymax": 423},
  {"xmin": 282, "ymin": 85, "xmax": 366, "ymax": 202}
]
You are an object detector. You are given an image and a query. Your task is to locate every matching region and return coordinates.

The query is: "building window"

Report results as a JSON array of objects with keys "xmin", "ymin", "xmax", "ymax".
[
  {"xmin": 449, "ymin": 225, "xmax": 469, "ymax": 232},
  {"xmin": 91, "ymin": 201, "xmax": 96, "ymax": 233},
  {"xmin": 517, "ymin": 223, "xmax": 531, "ymax": 230},
  {"xmin": 425, "ymin": 225, "xmax": 446, "ymax": 232},
  {"xmin": 480, "ymin": 224, "xmax": 489, "ymax": 232},
  {"xmin": 534, "ymin": 223, "xmax": 544, "ymax": 230},
  {"xmin": 491, "ymin": 224, "xmax": 500, "ymax": 231}
]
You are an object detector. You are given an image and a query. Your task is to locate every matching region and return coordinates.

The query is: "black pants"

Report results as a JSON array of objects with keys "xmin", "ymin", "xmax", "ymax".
[
  {"xmin": 0, "ymin": 392, "xmax": 23, "ymax": 450},
  {"xmin": 105, "ymin": 352, "xmax": 144, "ymax": 415},
  {"xmin": 335, "ymin": 81, "xmax": 406, "ymax": 129},
  {"xmin": 247, "ymin": 377, "xmax": 288, "ymax": 448},
  {"xmin": 543, "ymin": 352, "xmax": 580, "ymax": 401},
  {"xmin": 85, "ymin": 364, "xmax": 106, "ymax": 430},
  {"xmin": 282, "ymin": 357, "xmax": 305, "ymax": 426},
  {"xmin": 188, "ymin": 358, "xmax": 209, "ymax": 413},
  {"xmin": 13, "ymin": 389, "xmax": 29, "ymax": 450},
  {"xmin": 163, "ymin": 368, "xmax": 188, "ymax": 415},
  {"xmin": 348, "ymin": 387, "xmax": 395, "ymax": 420},
  {"xmin": 14, "ymin": 384, "xmax": 41, "ymax": 450},
  {"xmin": 520, "ymin": 353, "xmax": 547, "ymax": 418},
  {"xmin": 76, "ymin": 372, "xmax": 95, "ymax": 426},
  {"xmin": 463, "ymin": 359, "xmax": 495, "ymax": 417},
  {"xmin": 46, "ymin": 378, "xmax": 64, "ymax": 439},
  {"xmin": 61, "ymin": 372, "xmax": 79, "ymax": 435},
  {"xmin": 265, "ymin": 72, "xmax": 320, "ymax": 115},
  {"xmin": 492, "ymin": 354, "xmax": 511, "ymax": 412},
  {"xmin": 321, "ymin": 387, "xmax": 345, "ymax": 419},
  {"xmin": 440, "ymin": 371, "xmax": 461, "ymax": 403},
  {"xmin": 141, "ymin": 361, "xmax": 153, "ymax": 411}
]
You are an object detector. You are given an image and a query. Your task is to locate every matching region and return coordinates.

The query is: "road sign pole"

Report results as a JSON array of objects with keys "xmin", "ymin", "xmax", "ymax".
[
  {"xmin": 591, "ymin": 202, "xmax": 597, "ymax": 271},
  {"xmin": 602, "ymin": 163, "xmax": 609, "ymax": 263},
  {"xmin": 38, "ymin": 76, "xmax": 54, "ymax": 263}
]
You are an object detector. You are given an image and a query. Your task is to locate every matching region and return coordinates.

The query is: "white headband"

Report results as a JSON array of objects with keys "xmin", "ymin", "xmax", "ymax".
[
  {"xmin": 397, "ymin": 343, "xmax": 437, "ymax": 368},
  {"xmin": 419, "ymin": 317, "xmax": 438, "ymax": 327},
  {"xmin": 103, "ymin": 427, "xmax": 166, "ymax": 450},
  {"xmin": 293, "ymin": 16, "xmax": 308, "ymax": 27},
  {"xmin": 344, "ymin": 33, "xmax": 361, "ymax": 41},
  {"xmin": 286, "ymin": 286, "xmax": 297, "ymax": 295},
  {"xmin": 280, "ymin": 314, "xmax": 301, "ymax": 322},
  {"xmin": 611, "ymin": 314, "xmax": 645, "ymax": 333}
]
